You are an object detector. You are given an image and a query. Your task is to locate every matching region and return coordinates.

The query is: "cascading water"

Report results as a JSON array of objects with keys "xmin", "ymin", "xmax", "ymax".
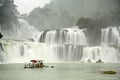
[
  {"xmin": 101, "ymin": 27, "xmax": 120, "ymax": 47},
  {"xmin": 35, "ymin": 27, "xmax": 87, "ymax": 62},
  {"xmin": 17, "ymin": 19, "xmax": 39, "ymax": 39},
  {"xmin": 81, "ymin": 46, "xmax": 119, "ymax": 63},
  {"xmin": 1, "ymin": 19, "xmax": 38, "ymax": 39},
  {"xmin": 81, "ymin": 26, "xmax": 120, "ymax": 63},
  {"xmin": 0, "ymin": 40, "xmax": 58, "ymax": 63},
  {"xmin": 0, "ymin": 19, "xmax": 120, "ymax": 63}
]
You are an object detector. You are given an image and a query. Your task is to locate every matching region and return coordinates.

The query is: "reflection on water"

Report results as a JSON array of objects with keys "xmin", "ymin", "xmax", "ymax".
[{"xmin": 0, "ymin": 63, "xmax": 120, "ymax": 80}]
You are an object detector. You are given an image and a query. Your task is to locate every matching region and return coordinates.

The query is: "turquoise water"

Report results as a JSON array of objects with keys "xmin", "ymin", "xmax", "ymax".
[{"xmin": 0, "ymin": 63, "xmax": 120, "ymax": 80}]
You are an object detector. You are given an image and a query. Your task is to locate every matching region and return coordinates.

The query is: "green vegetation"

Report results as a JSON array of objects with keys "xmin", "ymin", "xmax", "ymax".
[
  {"xmin": 23, "ymin": 7, "xmax": 74, "ymax": 30},
  {"xmin": 100, "ymin": 8, "xmax": 120, "ymax": 27},
  {"xmin": 76, "ymin": 8, "xmax": 120, "ymax": 46},
  {"xmin": 0, "ymin": 0, "xmax": 18, "ymax": 32},
  {"xmin": 77, "ymin": 8, "xmax": 120, "ymax": 29},
  {"xmin": 24, "ymin": 0, "xmax": 119, "ymax": 31},
  {"xmin": 76, "ymin": 17, "xmax": 102, "ymax": 46}
]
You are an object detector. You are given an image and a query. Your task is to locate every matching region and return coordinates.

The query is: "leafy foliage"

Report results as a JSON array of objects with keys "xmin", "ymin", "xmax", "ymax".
[
  {"xmin": 23, "ymin": 7, "xmax": 74, "ymax": 30},
  {"xmin": 76, "ymin": 17, "xmax": 102, "ymax": 46},
  {"xmin": 77, "ymin": 8, "xmax": 120, "ymax": 28},
  {"xmin": 76, "ymin": 8, "xmax": 120, "ymax": 46},
  {"xmin": 100, "ymin": 8, "xmax": 120, "ymax": 27},
  {"xmin": 0, "ymin": 0, "xmax": 18, "ymax": 31}
]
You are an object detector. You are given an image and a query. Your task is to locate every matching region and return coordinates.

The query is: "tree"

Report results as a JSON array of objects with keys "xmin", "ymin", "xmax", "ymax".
[
  {"xmin": 76, "ymin": 7, "xmax": 120, "ymax": 46},
  {"xmin": 76, "ymin": 17, "xmax": 102, "ymax": 46},
  {"xmin": 76, "ymin": 17, "xmax": 92, "ymax": 29},
  {"xmin": 103, "ymin": 8, "xmax": 120, "ymax": 26},
  {"xmin": 24, "ymin": 7, "xmax": 74, "ymax": 30},
  {"xmin": 0, "ymin": 0, "xmax": 18, "ymax": 31}
]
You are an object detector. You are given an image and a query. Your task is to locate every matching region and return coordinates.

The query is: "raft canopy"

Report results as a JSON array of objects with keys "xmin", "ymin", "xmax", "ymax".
[{"xmin": 30, "ymin": 60, "xmax": 44, "ymax": 63}]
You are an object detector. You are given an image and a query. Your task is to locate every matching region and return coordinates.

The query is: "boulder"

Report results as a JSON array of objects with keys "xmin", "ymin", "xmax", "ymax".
[
  {"xmin": 102, "ymin": 71, "xmax": 117, "ymax": 74},
  {"xmin": 0, "ymin": 32, "xmax": 3, "ymax": 39}
]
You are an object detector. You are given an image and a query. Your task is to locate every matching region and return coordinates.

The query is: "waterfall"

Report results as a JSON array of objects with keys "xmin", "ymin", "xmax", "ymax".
[
  {"xmin": 81, "ymin": 46, "xmax": 119, "ymax": 63},
  {"xmin": 101, "ymin": 27, "xmax": 120, "ymax": 47},
  {"xmin": 0, "ymin": 40, "xmax": 58, "ymax": 63},
  {"xmin": 1, "ymin": 19, "xmax": 38, "ymax": 39},
  {"xmin": 0, "ymin": 19, "xmax": 120, "ymax": 63},
  {"xmin": 17, "ymin": 19, "xmax": 39, "ymax": 39},
  {"xmin": 37, "ymin": 27, "xmax": 87, "ymax": 45}
]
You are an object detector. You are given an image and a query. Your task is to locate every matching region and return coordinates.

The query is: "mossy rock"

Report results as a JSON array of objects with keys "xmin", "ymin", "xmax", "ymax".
[
  {"xmin": 102, "ymin": 71, "xmax": 117, "ymax": 74},
  {"xmin": 51, "ymin": 66, "xmax": 54, "ymax": 68}
]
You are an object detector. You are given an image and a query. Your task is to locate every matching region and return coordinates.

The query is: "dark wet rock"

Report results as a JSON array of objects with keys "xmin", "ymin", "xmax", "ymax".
[
  {"xmin": 0, "ymin": 32, "xmax": 3, "ymax": 39},
  {"xmin": 101, "ymin": 71, "xmax": 117, "ymax": 74},
  {"xmin": 51, "ymin": 66, "xmax": 54, "ymax": 68},
  {"xmin": 96, "ymin": 59, "xmax": 103, "ymax": 63}
]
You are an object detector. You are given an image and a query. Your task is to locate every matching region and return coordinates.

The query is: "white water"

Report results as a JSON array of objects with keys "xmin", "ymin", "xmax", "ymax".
[
  {"xmin": 37, "ymin": 27, "xmax": 87, "ymax": 45},
  {"xmin": 1, "ymin": 19, "xmax": 38, "ymax": 40},
  {"xmin": 0, "ymin": 20, "xmax": 120, "ymax": 63},
  {"xmin": 81, "ymin": 46, "xmax": 119, "ymax": 63},
  {"xmin": 101, "ymin": 27, "xmax": 120, "ymax": 47},
  {"xmin": 0, "ymin": 40, "xmax": 58, "ymax": 63}
]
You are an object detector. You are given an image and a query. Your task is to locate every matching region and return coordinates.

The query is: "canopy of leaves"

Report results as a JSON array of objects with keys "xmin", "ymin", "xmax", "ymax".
[
  {"xmin": 77, "ymin": 8, "xmax": 120, "ymax": 28},
  {"xmin": 0, "ymin": 0, "xmax": 18, "ymax": 30},
  {"xmin": 76, "ymin": 8, "xmax": 120, "ymax": 46},
  {"xmin": 100, "ymin": 8, "xmax": 120, "ymax": 27},
  {"xmin": 23, "ymin": 7, "xmax": 74, "ymax": 30},
  {"xmin": 76, "ymin": 17, "xmax": 102, "ymax": 46}
]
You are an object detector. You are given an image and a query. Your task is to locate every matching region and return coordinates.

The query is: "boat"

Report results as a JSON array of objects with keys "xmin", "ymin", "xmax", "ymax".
[{"xmin": 24, "ymin": 60, "xmax": 47, "ymax": 68}]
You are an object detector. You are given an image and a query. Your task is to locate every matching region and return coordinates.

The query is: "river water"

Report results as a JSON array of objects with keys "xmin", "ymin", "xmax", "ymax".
[{"xmin": 0, "ymin": 63, "xmax": 120, "ymax": 80}]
